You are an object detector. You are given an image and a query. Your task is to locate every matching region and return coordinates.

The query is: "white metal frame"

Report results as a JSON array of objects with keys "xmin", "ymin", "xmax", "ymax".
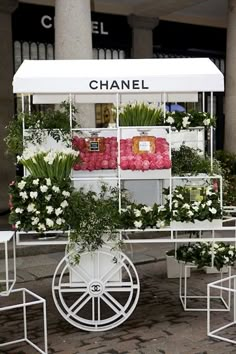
[
  {"xmin": 180, "ymin": 263, "xmax": 231, "ymax": 311},
  {"xmin": 52, "ymin": 246, "xmax": 140, "ymax": 332},
  {"xmin": 207, "ymin": 275, "xmax": 236, "ymax": 344},
  {"xmin": 0, "ymin": 231, "xmax": 16, "ymax": 296},
  {"xmin": 0, "ymin": 288, "xmax": 48, "ymax": 353}
]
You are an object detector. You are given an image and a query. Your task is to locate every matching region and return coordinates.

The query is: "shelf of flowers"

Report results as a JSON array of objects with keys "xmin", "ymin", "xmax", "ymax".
[{"xmin": 71, "ymin": 126, "xmax": 172, "ymax": 180}]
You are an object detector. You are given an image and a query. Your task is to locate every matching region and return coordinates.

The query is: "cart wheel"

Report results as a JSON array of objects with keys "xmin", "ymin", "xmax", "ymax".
[{"xmin": 52, "ymin": 246, "xmax": 140, "ymax": 331}]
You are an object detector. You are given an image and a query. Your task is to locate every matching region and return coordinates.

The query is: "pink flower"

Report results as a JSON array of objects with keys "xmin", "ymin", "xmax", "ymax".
[
  {"xmin": 120, "ymin": 160, "xmax": 129, "ymax": 169},
  {"xmin": 109, "ymin": 159, "xmax": 117, "ymax": 169},
  {"xmin": 142, "ymin": 160, "xmax": 150, "ymax": 170},
  {"xmin": 101, "ymin": 160, "xmax": 109, "ymax": 169}
]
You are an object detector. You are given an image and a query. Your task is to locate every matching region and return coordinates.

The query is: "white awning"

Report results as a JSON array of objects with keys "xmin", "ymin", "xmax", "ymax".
[{"xmin": 13, "ymin": 58, "xmax": 224, "ymax": 98}]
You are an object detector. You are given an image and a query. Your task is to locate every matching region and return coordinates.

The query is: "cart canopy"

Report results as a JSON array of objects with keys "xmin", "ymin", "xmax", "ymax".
[{"xmin": 12, "ymin": 58, "xmax": 224, "ymax": 103}]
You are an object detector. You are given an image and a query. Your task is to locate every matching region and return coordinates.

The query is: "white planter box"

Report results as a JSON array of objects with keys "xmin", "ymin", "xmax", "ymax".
[
  {"xmin": 171, "ymin": 219, "xmax": 222, "ymax": 230},
  {"xmin": 69, "ymin": 245, "xmax": 122, "ymax": 285},
  {"xmin": 203, "ymin": 265, "xmax": 229, "ymax": 274},
  {"xmin": 166, "ymin": 255, "xmax": 190, "ymax": 278}
]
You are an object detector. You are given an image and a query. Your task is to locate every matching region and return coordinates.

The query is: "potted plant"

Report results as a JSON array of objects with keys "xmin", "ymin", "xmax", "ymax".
[
  {"xmin": 118, "ymin": 102, "xmax": 164, "ymax": 126},
  {"xmin": 168, "ymin": 185, "xmax": 222, "ymax": 229}
]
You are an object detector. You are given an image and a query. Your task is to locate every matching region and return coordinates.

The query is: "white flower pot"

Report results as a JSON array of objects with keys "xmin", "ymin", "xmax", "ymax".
[
  {"xmin": 203, "ymin": 265, "xmax": 229, "ymax": 274},
  {"xmin": 166, "ymin": 254, "xmax": 191, "ymax": 278},
  {"xmin": 170, "ymin": 219, "xmax": 222, "ymax": 230}
]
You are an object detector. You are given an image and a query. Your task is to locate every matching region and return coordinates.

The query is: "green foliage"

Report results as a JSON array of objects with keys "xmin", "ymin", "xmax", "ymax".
[
  {"xmin": 5, "ymin": 102, "xmax": 78, "ymax": 156},
  {"xmin": 120, "ymin": 203, "xmax": 170, "ymax": 229},
  {"xmin": 165, "ymin": 110, "xmax": 216, "ymax": 131},
  {"xmin": 166, "ymin": 185, "xmax": 222, "ymax": 223},
  {"xmin": 176, "ymin": 242, "xmax": 236, "ymax": 271},
  {"xmin": 66, "ymin": 184, "xmax": 130, "ymax": 259},
  {"xmin": 172, "ymin": 145, "xmax": 222, "ymax": 175},
  {"xmin": 118, "ymin": 102, "xmax": 164, "ymax": 126},
  {"xmin": 9, "ymin": 176, "xmax": 73, "ymax": 233}
]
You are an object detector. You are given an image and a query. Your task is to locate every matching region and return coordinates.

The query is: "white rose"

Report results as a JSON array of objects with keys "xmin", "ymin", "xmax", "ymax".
[
  {"xmin": 206, "ymin": 200, "xmax": 212, "ymax": 206},
  {"xmin": 15, "ymin": 207, "xmax": 23, "ymax": 214},
  {"xmin": 62, "ymin": 191, "xmax": 70, "ymax": 197},
  {"xmin": 203, "ymin": 118, "xmax": 211, "ymax": 126},
  {"xmin": 183, "ymin": 203, "xmax": 190, "ymax": 209},
  {"xmin": 45, "ymin": 178, "xmax": 52, "ymax": 186},
  {"xmin": 182, "ymin": 116, "xmax": 190, "ymax": 128},
  {"xmin": 27, "ymin": 203, "xmax": 36, "ymax": 212},
  {"xmin": 30, "ymin": 191, "xmax": 38, "ymax": 199},
  {"xmin": 209, "ymin": 207, "xmax": 217, "ymax": 214},
  {"xmin": 55, "ymin": 208, "xmax": 63, "ymax": 216},
  {"xmin": 32, "ymin": 217, "xmax": 39, "ymax": 225},
  {"xmin": 20, "ymin": 191, "xmax": 28, "ymax": 200},
  {"xmin": 46, "ymin": 206, "xmax": 54, "ymax": 214},
  {"xmin": 15, "ymin": 221, "xmax": 21, "ymax": 229},
  {"xmin": 134, "ymin": 220, "xmax": 142, "ymax": 229},
  {"xmin": 176, "ymin": 194, "xmax": 184, "ymax": 200},
  {"xmin": 46, "ymin": 218, "xmax": 54, "ymax": 227},
  {"xmin": 60, "ymin": 200, "xmax": 68, "ymax": 208},
  {"xmin": 187, "ymin": 211, "xmax": 194, "ymax": 217},
  {"xmin": 52, "ymin": 186, "xmax": 60, "ymax": 193},
  {"xmin": 38, "ymin": 223, "xmax": 46, "ymax": 231},
  {"xmin": 40, "ymin": 185, "xmax": 48, "ymax": 193},
  {"xmin": 56, "ymin": 218, "xmax": 63, "ymax": 225},
  {"xmin": 45, "ymin": 195, "xmax": 52, "ymax": 201},
  {"xmin": 134, "ymin": 209, "xmax": 141, "ymax": 217},
  {"xmin": 33, "ymin": 179, "xmax": 39, "ymax": 185},
  {"xmin": 18, "ymin": 180, "xmax": 26, "ymax": 190},
  {"xmin": 166, "ymin": 116, "xmax": 175, "ymax": 125}
]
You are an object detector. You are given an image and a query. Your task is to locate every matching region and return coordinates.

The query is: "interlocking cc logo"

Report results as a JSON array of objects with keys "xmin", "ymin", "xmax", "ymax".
[
  {"xmin": 89, "ymin": 281, "xmax": 103, "ymax": 296},
  {"xmin": 91, "ymin": 284, "xmax": 101, "ymax": 293}
]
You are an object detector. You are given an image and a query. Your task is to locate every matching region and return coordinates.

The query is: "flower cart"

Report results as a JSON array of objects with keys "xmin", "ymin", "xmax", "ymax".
[{"xmin": 12, "ymin": 57, "xmax": 236, "ymax": 334}]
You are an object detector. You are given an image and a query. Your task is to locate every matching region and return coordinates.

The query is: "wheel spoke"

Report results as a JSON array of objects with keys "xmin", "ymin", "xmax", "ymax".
[
  {"xmin": 70, "ymin": 264, "xmax": 91, "ymax": 283},
  {"xmin": 101, "ymin": 261, "xmax": 124, "ymax": 283},
  {"xmin": 104, "ymin": 291, "xmax": 125, "ymax": 313},
  {"xmin": 101, "ymin": 294, "xmax": 122, "ymax": 315},
  {"xmin": 66, "ymin": 292, "xmax": 91, "ymax": 318},
  {"xmin": 105, "ymin": 281, "xmax": 138, "ymax": 292}
]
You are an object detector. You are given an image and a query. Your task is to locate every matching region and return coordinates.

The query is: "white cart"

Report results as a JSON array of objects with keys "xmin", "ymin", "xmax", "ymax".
[{"xmin": 12, "ymin": 58, "xmax": 232, "ymax": 332}]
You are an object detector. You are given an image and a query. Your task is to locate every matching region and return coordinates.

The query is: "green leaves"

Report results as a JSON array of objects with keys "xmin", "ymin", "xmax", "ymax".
[{"xmin": 119, "ymin": 103, "xmax": 164, "ymax": 126}]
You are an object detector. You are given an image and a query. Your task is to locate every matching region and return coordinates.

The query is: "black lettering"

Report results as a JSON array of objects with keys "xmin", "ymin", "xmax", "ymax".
[
  {"xmin": 100, "ymin": 80, "xmax": 109, "ymax": 89},
  {"xmin": 142, "ymin": 80, "xmax": 149, "ymax": 89},
  {"xmin": 110, "ymin": 80, "xmax": 120, "ymax": 90},
  {"xmin": 89, "ymin": 80, "xmax": 98, "ymax": 90},
  {"xmin": 133, "ymin": 80, "xmax": 140, "ymax": 89},
  {"xmin": 121, "ymin": 80, "xmax": 130, "ymax": 89}
]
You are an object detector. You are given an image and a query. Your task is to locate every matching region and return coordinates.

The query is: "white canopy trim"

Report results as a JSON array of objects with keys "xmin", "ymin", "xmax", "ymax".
[{"xmin": 13, "ymin": 58, "xmax": 224, "ymax": 96}]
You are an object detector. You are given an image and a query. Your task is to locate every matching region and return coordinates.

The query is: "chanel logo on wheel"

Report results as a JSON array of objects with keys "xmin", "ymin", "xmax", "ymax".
[{"xmin": 89, "ymin": 281, "xmax": 103, "ymax": 296}]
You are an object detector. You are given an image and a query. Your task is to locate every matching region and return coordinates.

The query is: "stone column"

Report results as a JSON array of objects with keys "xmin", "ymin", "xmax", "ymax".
[
  {"xmin": 224, "ymin": 0, "xmax": 236, "ymax": 152},
  {"xmin": 55, "ymin": 0, "xmax": 95, "ymax": 127},
  {"xmin": 128, "ymin": 15, "xmax": 159, "ymax": 58},
  {"xmin": 0, "ymin": 0, "xmax": 18, "ymax": 212}
]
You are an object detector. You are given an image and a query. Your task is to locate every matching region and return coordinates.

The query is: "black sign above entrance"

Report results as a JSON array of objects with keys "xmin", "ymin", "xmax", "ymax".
[{"xmin": 12, "ymin": 3, "xmax": 131, "ymax": 48}]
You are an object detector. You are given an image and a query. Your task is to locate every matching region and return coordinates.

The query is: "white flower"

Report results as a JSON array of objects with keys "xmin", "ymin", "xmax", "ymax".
[
  {"xmin": 156, "ymin": 220, "xmax": 165, "ymax": 228},
  {"xmin": 176, "ymin": 194, "xmax": 184, "ymax": 200},
  {"xmin": 166, "ymin": 116, "xmax": 175, "ymax": 125},
  {"xmin": 38, "ymin": 223, "xmax": 46, "ymax": 231},
  {"xmin": 224, "ymin": 256, "xmax": 229, "ymax": 263},
  {"xmin": 183, "ymin": 203, "xmax": 190, "ymax": 209},
  {"xmin": 45, "ymin": 178, "xmax": 52, "ymax": 186},
  {"xmin": 20, "ymin": 191, "xmax": 28, "ymax": 200},
  {"xmin": 192, "ymin": 206, "xmax": 199, "ymax": 212},
  {"xmin": 32, "ymin": 217, "xmax": 39, "ymax": 225},
  {"xmin": 32, "ymin": 179, "xmax": 39, "ymax": 185},
  {"xmin": 187, "ymin": 211, "xmax": 194, "ymax": 217},
  {"xmin": 18, "ymin": 180, "xmax": 26, "ymax": 190},
  {"xmin": 203, "ymin": 118, "xmax": 211, "ymax": 126},
  {"xmin": 45, "ymin": 195, "xmax": 52, "ymax": 201},
  {"xmin": 158, "ymin": 205, "xmax": 166, "ymax": 212},
  {"xmin": 60, "ymin": 200, "xmax": 68, "ymax": 208},
  {"xmin": 15, "ymin": 221, "xmax": 21, "ymax": 229},
  {"xmin": 229, "ymin": 250, "xmax": 234, "ymax": 256},
  {"xmin": 55, "ymin": 208, "xmax": 63, "ymax": 216},
  {"xmin": 46, "ymin": 206, "xmax": 54, "ymax": 214},
  {"xmin": 36, "ymin": 211, "xmax": 40, "ymax": 215},
  {"xmin": 134, "ymin": 209, "xmax": 141, "ymax": 217},
  {"xmin": 182, "ymin": 116, "xmax": 190, "ymax": 128},
  {"xmin": 46, "ymin": 218, "xmax": 54, "ymax": 227},
  {"xmin": 44, "ymin": 151, "xmax": 55, "ymax": 165},
  {"xmin": 134, "ymin": 220, "xmax": 142, "ymax": 228},
  {"xmin": 206, "ymin": 200, "xmax": 212, "ymax": 206},
  {"xmin": 56, "ymin": 218, "xmax": 64, "ymax": 225},
  {"xmin": 40, "ymin": 185, "xmax": 48, "ymax": 193},
  {"xmin": 173, "ymin": 202, "xmax": 178, "ymax": 208},
  {"xmin": 62, "ymin": 191, "xmax": 70, "ymax": 197},
  {"xmin": 30, "ymin": 191, "xmax": 38, "ymax": 199},
  {"xmin": 27, "ymin": 203, "xmax": 36, "ymax": 212},
  {"xmin": 214, "ymin": 244, "xmax": 219, "ymax": 249},
  {"xmin": 52, "ymin": 186, "xmax": 60, "ymax": 193},
  {"xmin": 173, "ymin": 210, "xmax": 178, "ymax": 216},
  {"xmin": 209, "ymin": 207, "xmax": 217, "ymax": 214},
  {"xmin": 15, "ymin": 207, "xmax": 23, "ymax": 214}
]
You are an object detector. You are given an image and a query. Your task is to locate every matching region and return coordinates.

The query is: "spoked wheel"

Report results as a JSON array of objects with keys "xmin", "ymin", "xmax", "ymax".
[{"xmin": 52, "ymin": 246, "xmax": 140, "ymax": 331}]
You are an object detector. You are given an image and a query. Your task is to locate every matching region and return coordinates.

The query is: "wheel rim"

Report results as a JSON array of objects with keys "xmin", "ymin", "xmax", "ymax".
[{"xmin": 52, "ymin": 246, "xmax": 140, "ymax": 331}]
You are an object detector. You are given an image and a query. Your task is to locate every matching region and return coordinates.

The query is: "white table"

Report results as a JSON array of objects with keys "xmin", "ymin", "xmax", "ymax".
[{"xmin": 0, "ymin": 231, "xmax": 16, "ymax": 296}]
